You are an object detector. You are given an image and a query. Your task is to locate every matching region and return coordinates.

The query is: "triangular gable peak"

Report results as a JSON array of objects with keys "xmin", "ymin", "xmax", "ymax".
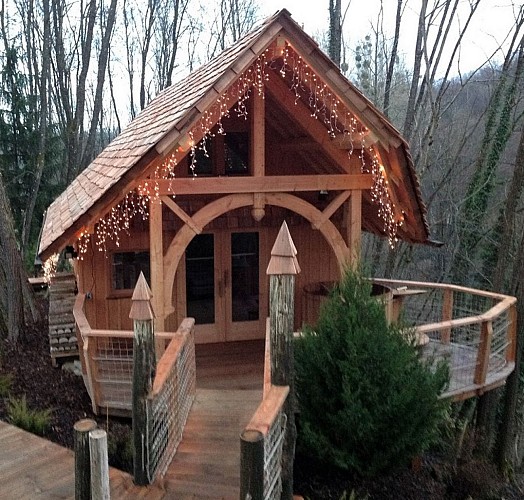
[{"xmin": 39, "ymin": 9, "xmax": 431, "ymax": 262}]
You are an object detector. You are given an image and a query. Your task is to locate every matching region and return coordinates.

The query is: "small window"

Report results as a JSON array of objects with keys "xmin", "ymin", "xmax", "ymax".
[
  {"xmin": 225, "ymin": 132, "xmax": 249, "ymax": 175},
  {"xmin": 112, "ymin": 251, "xmax": 150, "ymax": 290},
  {"xmin": 189, "ymin": 140, "xmax": 213, "ymax": 176}
]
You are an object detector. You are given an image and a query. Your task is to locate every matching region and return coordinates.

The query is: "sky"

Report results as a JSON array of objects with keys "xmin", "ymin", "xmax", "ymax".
[{"xmin": 258, "ymin": 1, "xmax": 520, "ymax": 74}]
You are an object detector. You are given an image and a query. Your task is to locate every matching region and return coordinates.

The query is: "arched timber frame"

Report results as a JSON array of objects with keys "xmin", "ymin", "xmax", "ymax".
[{"xmin": 162, "ymin": 192, "xmax": 350, "ymax": 315}]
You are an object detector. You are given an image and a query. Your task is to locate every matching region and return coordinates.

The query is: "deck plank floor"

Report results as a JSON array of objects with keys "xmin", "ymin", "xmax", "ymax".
[{"xmin": 162, "ymin": 340, "xmax": 265, "ymax": 498}]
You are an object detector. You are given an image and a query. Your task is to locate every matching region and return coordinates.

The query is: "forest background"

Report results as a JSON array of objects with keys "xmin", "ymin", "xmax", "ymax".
[{"xmin": 0, "ymin": 0, "xmax": 524, "ymax": 474}]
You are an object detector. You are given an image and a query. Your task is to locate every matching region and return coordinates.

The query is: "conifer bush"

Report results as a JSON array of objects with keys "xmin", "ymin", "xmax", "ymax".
[{"xmin": 295, "ymin": 269, "xmax": 449, "ymax": 476}]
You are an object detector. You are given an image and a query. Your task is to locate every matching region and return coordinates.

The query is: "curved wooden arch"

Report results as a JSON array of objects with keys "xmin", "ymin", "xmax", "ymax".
[{"xmin": 163, "ymin": 193, "xmax": 349, "ymax": 312}]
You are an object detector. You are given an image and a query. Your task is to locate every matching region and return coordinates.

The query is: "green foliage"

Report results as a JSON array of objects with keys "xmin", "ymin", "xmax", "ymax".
[
  {"xmin": 0, "ymin": 373, "xmax": 13, "ymax": 397},
  {"xmin": 7, "ymin": 395, "xmax": 53, "ymax": 436},
  {"xmin": 295, "ymin": 269, "xmax": 449, "ymax": 477}
]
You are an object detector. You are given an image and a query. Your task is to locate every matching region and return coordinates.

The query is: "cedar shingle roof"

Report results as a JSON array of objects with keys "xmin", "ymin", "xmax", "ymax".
[{"xmin": 39, "ymin": 9, "xmax": 433, "ymax": 260}]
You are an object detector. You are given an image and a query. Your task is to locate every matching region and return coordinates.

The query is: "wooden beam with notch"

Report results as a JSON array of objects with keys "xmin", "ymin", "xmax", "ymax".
[{"xmin": 153, "ymin": 174, "xmax": 373, "ymax": 196}]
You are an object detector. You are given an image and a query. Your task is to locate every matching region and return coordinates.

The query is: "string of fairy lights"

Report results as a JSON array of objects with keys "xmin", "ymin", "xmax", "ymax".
[{"xmin": 66, "ymin": 41, "xmax": 401, "ymax": 263}]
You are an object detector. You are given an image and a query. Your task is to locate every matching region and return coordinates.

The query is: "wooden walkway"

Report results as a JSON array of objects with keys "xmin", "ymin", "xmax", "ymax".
[
  {"xmin": 160, "ymin": 340, "xmax": 265, "ymax": 498},
  {"xmin": 0, "ymin": 340, "xmax": 265, "ymax": 499},
  {"xmin": 0, "ymin": 420, "xmax": 165, "ymax": 499}
]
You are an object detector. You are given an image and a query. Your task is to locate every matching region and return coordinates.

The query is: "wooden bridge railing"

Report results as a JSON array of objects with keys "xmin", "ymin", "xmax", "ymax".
[
  {"xmin": 72, "ymin": 293, "xmax": 195, "ymax": 416},
  {"xmin": 372, "ymin": 279, "xmax": 517, "ymax": 401},
  {"xmin": 147, "ymin": 317, "xmax": 196, "ymax": 481},
  {"xmin": 240, "ymin": 385, "xmax": 289, "ymax": 499}
]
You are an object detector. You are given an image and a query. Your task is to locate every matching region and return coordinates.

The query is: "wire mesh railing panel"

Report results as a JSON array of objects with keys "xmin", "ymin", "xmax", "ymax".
[
  {"xmin": 401, "ymin": 288, "xmax": 444, "ymax": 327},
  {"xmin": 489, "ymin": 310, "xmax": 511, "ymax": 373},
  {"xmin": 263, "ymin": 410, "xmax": 286, "ymax": 500},
  {"xmin": 148, "ymin": 363, "xmax": 178, "ymax": 479},
  {"xmin": 452, "ymin": 291, "xmax": 492, "ymax": 320},
  {"xmin": 93, "ymin": 336, "xmax": 134, "ymax": 408},
  {"xmin": 147, "ymin": 330, "xmax": 196, "ymax": 481}
]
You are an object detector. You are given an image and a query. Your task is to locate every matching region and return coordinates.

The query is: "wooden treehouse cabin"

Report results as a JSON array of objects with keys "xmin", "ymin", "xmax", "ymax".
[{"xmin": 38, "ymin": 8, "xmax": 516, "ymax": 494}]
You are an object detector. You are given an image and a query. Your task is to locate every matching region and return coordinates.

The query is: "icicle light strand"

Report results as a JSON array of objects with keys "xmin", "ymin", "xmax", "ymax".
[{"xmin": 75, "ymin": 44, "xmax": 400, "ymax": 254}]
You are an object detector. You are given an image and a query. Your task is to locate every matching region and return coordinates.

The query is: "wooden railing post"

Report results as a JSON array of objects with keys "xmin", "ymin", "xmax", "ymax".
[
  {"xmin": 507, "ymin": 303, "xmax": 518, "ymax": 363},
  {"xmin": 130, "ymin": 272, "xmax": 156, "ymax": 485},
  {"xmin": 267, "ymin": 221, "xmax": 300, "ymax": 499},
  {"xmin": 474, "ymin": 320, "xmax": 493, "ymax": 386},
  {"xmin": 89, "ymin": 429, "xmax": 110, "ymax": 499},
  {"xmin": 442, "ymin": 288, "xmax": 453, "ymax": 344},
  {"xmin": 74, "ymin": 418, "xmax": 97, "ymax": 500},
  {"xmin": 240, "ymin": 430, "xmax": 264, "ymax": 499}
]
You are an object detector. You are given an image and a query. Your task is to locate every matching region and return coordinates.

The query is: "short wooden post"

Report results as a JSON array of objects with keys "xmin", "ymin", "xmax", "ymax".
[
  {"xmin": 474, "ymin": 320, "xmax": 493, "ymax": 386},
  {"xmin": 89, "ymin": 429, "xmax": 110, "ymax": 500},
  {"xmin": 240, "ymin": 429, "xmax": 264, "ymax": 499},
  {"xmin": 74, "ymin": 418, "xmax": 97, "ymax": 500},
  {"xmin": 441, "ymin": 288, "xmax": 453, "ymax": 344},
  {"xmin": 267, "ymin": 221, "xmax": 300, "ymax": 500},
  {"xmin": 130, "ymin": 272, "xmax": 156, "ymax": 485}
]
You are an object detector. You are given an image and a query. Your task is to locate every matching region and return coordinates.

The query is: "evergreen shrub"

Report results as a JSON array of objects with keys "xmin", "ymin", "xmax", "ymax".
[{"xmin": 295, "ymin": 269, "xmax": 449, "ymax": 476}]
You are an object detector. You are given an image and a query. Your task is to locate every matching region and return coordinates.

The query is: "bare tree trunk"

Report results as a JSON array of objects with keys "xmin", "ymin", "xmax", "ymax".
[
  {"xmin": 0, "ymin": 172, "xmax": 28, "ymax": 342},
  {"xmin": 21, "ymin": 0, "xmax": 51, "ymax": 255},
  {"xmin": 402, "ymin": 0, "xmax": 427, "ymax": 140},
  {"xmin": 328, "ymin": 0, "xmax": 342, "ymax": 67},
  {"xmin": 383, "ymin": 0, "xmax": 403, "ymax": 117},
  {"xmin": 80, "ymin": 0, "xmax": 118, "ymax": 166}
]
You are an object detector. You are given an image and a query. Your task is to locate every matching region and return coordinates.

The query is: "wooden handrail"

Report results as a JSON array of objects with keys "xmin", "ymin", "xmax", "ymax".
[
  {"xmin": 150, "ymin": 318, "xmax": 195, "ymax": 397},
  {"xmin": 245, "ymin": 385, "xmax": 289, "ymax": 436},
  {"xmin": 373, "ymin": 278, "xmax": 516, "ymax": 332}
]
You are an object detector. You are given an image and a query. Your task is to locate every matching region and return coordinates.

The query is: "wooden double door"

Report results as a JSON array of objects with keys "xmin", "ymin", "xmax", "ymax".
[{"xmin": 184, "ymin": 230, "xmax": 267, "ymax": 343}]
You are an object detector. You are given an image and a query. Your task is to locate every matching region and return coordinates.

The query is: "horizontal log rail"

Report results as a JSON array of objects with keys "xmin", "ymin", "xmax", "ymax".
[
  {"xmin": 372, "ymin": 279, "xmax": 517, "ymax": 401},
  {"xmin": 240, "ymin": 385, "xmax": 290, "ymax": 499}
]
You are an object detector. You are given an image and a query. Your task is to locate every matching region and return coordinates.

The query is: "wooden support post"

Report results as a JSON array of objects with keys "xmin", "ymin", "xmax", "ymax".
[
  {"xmin": 345, "ymin": 190, "xmax": 361, "ymax": 268},
  {"xmin": 130, "ymin": 272, "xmax": 156, "ymax": 485},
  {"xmin": 474, "ymin": 320, "xmax": 493, "ymax": 386},
  {"xmin": 149, "ymin": 197, "xmax": 165, "ymax": 358},
  {"xmin": 240, "ymin": 429, "xmax": 264, "ymax": 500},
  {"xmin": 89, "ymin": 429, "xmax": 110, "ymax": 500},
  {"xmin": 74, "ymin": 418, "xmax": 97, "ymax": 500},
  {"xmin": 251, "ymin": 85, "xmax": 265, "ymax": 222},
  {"xmin": 442, "ymin": 289, "xmax": 453, "ymax": 344},
  {"xmin": 267, "ymin": 221, "xmax": 300, "ymax": 500}
]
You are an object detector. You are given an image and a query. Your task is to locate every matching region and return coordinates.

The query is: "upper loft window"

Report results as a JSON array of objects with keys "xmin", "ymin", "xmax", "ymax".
[
  {"xmin": 189, "ymin": 132, "xmax": 249, "ymax": 176},
  {"xmin": 112, "ymin": 251, "xmax": 150, "ymax": 290},
  {"xmin": 224, "ymin": 132, "xmax": 249, "ymax": 175},
  {"xmin": 189, "ymin": 141, "xmax": 213, "ymax": 176}
]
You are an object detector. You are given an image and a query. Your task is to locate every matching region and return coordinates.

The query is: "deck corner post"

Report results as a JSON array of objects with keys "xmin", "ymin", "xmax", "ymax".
[
  {"xmin": 89, "ymin": 429, "xmax": 110, "ymax": 500},
  {"xmin": 267, "ymin": 221, "xmax": 300, "ymax": 499},
  {"xmin": 74, "ymin": 418, "xmax": 97, "ymax": 500},
  {"xmin": 130, "ymin": 272, "xmax": 156, "ymax": 485},
  {"xmin": 240, "ymin": 429, "xmax": 264, "ymax": 499}
]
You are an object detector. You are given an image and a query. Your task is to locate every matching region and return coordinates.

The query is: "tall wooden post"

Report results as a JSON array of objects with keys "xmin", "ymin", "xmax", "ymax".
[
  {"xmin": 267, "ymin": 221, "xmax": 300, "ymax": 500},
  {"xmin": 130, "ymin": 272, "xmax": 156, "ymax": 485},
  {"xmin": 149, "ymin": 197, "xmax": 165, "ymax": 359}
]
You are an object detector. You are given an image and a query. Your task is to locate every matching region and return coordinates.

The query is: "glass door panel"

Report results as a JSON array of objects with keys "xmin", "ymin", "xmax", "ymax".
[
  {"xmin": 185, "ymin": 234, "xmax": 215, "ymax": 325},
  {"xmin": 231, "ymin": 232, "xmax": 259, "ymax": 323}
]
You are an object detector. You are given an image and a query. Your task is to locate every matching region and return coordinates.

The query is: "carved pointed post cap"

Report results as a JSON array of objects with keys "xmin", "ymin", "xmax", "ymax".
[
  {"xmin": 129, "ymin": 272, "xmax": 156, "ymax": 320},
  {"xmin": 267, "ymin": 221, "xmax": 301, "ymax": 275}
]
